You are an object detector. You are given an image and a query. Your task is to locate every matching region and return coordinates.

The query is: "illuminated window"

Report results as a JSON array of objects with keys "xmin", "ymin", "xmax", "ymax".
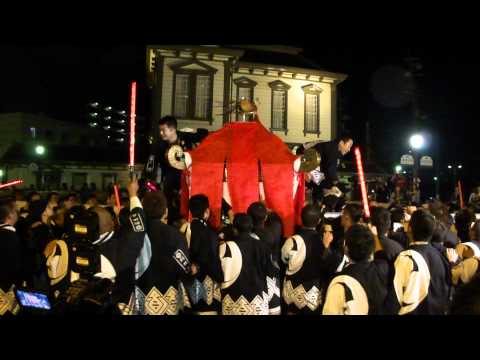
[
  {"xmin": 269, "ymin": 80, "xmax": 291, "ymax": 133},
  {"xmin": 170, "ymin": 60, "xmax": 216, "ymax": 122},
  {"xmin": 302, "ymin": 84, "xmax": 323, "ymax": 136}
]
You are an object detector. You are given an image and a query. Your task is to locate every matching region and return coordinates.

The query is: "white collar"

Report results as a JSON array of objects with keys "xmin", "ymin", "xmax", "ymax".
[{"xmin": 0, "ymin": 224, "xmax": 16, "ymax": 232}]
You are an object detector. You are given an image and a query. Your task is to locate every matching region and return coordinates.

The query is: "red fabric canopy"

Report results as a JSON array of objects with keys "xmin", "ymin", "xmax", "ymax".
[{"xmin": 181, "ymin": 121, "xmax": 304, "ymax": 236}]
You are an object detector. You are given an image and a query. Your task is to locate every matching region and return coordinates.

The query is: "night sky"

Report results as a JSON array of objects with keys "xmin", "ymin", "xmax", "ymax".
[{"xmin": 0, "ymin": 43, "xmax": 477, "ymax": 195}]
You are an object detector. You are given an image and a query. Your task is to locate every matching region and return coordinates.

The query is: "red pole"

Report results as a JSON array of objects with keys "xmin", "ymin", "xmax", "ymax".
[
  {"xmin": 113, "ymin": 184, "xmax": 121, "ymax": 208},
  {"xmin": 458, "ymin": 180, "xmax": 464, "ymax": 209},
  {"xmin": 0, "ymin": 179, "xmax": 23, "ymax": 190},
  {"xmin": 129, "ymin": 81, "xmax": 137, "ymax": 171},
  {"xmin": 354, "ymin": 147, "xmax": 370, "ymax": 218}
]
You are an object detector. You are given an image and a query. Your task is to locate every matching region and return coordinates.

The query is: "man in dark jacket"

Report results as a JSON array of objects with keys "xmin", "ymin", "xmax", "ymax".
[
  {"xmin": 370, "ymin": 207, "xmax": 404, "ymax": 263},
  {"xmin": 311, "ymin": 133, "xmax": 353, "ymax": 203}
]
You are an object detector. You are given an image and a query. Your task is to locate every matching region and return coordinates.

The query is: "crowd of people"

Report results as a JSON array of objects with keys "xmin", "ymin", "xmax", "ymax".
[
  {"xmin": 1, "ymin": 114, "xmax": 480, "ymax": 316},
  {"xmin": 1, "ymin": 177, "xmax": 480, "ymax": 315}
]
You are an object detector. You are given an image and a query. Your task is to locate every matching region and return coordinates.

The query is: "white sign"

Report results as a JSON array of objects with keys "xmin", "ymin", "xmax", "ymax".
[
  {"xmin": 400, "ymin": 154, "xmax": 414, "ymax": 166},
  {"xmin": 420, "ymin": 156, "xmax": 433, "ymax": 167},
  {"xmin": 28, "ymin": 163, "xmax": 39, "ymax": 172}
]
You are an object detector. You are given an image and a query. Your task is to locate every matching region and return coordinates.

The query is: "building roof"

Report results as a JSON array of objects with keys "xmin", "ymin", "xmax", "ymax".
[
  {"xmin": 227, "ymin": 45, "xmax": 326, "ymax": 71},
  {"xmin": 0, "ymin": 142, "xmax": 146, "ymax": 165}
]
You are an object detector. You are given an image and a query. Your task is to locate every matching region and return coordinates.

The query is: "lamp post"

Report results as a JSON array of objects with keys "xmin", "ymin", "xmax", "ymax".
[
  {"xmin": 34, "ymin": 144, "xmax": 46, "ymax": 190},
  {"xmin": 409, "ymin": 134, "xmax": 424, "ymax": 203}
]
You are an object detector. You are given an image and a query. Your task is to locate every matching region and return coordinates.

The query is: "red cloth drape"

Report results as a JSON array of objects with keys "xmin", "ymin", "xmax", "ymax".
[{"xmin": 227, "ymin": 123, "xmax": 259, "ymax": 213}]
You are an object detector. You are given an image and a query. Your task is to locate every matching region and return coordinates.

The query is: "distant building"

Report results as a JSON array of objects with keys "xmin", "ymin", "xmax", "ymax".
[
  {"xmin": 146, "ymin": 45, "xmax": 348, "ymax": 145},
  {"xmin": 0, "ymin": 113, "xmax": 141, "ymax": 190}
]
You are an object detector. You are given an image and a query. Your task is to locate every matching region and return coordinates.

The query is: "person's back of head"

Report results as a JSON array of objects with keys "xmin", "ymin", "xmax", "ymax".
[
  {"xmin": 265, "ymin": 211, "xmax": 284, "ymax": 244},
  {"xmin": 143, "ymin": 191, "xmax": 168, "ymax": 221},
  {"xmin": 91, "ymin": 206, "xmax": 114, "ymax": 235},
  {"xmin": 47, "ymin": 192, "xmax": 60, "ymax": 203},
  {"xmin": 345, "ymin": 224, "xmax": 375, "ymax": 263},
  {"xmin": 455, "ymin": 208, "xmax": 475, "ymax": 236},
  {"xmin": 430, "ymin": 219, "xmax": 447, "ymax": 243},
  {"xmin": 370, "ymin": 207, "xmax": 391, "ymax": 237},
  {"xmin": 390, "ymin": 207, "xmax": 405, "ymax": 225},
  {"xmin": 322, "ymin": 195, "xmax": 339, "ymax": 212},
  {"xmin": 189, "ymin": 194, "xmax": 210, "ymax": 220},
  {"xmin": 301, "ymin": 204, "xmax": 322, "ymax": 228},
  {"xmin": 233, "ymin": 213, "xmax": 253, "ymax": 235},
  {"xmin": 27, "ymin": 191, "xmax": 41, "ymax": 204},
  {"xmin": 247, "ymin": 202, "xmax": 267, "ymax": 228},
  {"xmin": 409, "ymin": 209, "xmax": 436, "ymax": 243},
  {"xmin": 28, "ymin": 199, "xmax": 49, "ymax": 224},
  {"xmin": 0, "ymin": 196, "xmax": 18, "ymax": 225}
]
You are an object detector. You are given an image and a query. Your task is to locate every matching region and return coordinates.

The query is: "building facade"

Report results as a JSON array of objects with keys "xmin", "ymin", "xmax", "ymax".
[{"xmin": 147, "ymin": 45, "xmax": 347, "ymax": 145}]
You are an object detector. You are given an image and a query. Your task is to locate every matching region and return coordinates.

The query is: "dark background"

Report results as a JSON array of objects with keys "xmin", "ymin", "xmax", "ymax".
[{"xmin": 0, "ymin": 42, "xmax": 476, "ymax": 199}]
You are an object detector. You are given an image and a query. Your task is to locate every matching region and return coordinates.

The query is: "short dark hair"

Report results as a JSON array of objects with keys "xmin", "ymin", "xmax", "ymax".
[
  {"xmin": 371, "ymin": 207, "xmax": 391, "ymax": 236},
  {"xmin": 409, "ymin": 209, "xmax": 436, "ymax": 242},
  {"xmin": 431, "ymin": 221, "xmax": 447, "ymax": 244},
  {"xmin": 189, "ymin": 194, "xmax": 209, "ymax": 219},
  {"xmin": 0, "ymin": 197, "xmax": 16, "ymax": 223},
  {"xmin": 455, "ymin": 209, "xmax": 475, "ymax": 233},
  {"xmin": 322, "ymin": 195, "xmax": 340, "ymax": 212},
  {"xmin": 390, "ymin": 207, "xmax": 405, "ymax": 224},
  {"xmin": 337, "ymin": 131, "xmax": 353, "ymax": 143},
  {"xmin": 47, "ymin": 192, "xmax": 59, "ymax": 202},
  {"xmin": 26, "ymin": 191, "xmax": 40, "ymax": 203},
  {"xmin": 62, "ymin": 193, "xmax": 78, "ymax": 202},
  {"xmin": 301, "ymin": 204, "xmax": 322, "ymax": 228},
  {"xmin": 343, "ymin": 203, "xmax": 363, "ymax": 224},
  {"xmin": 28, "ymin": 199, "xmax": 48, "ymax": 223},
  {"xmin": 247, "ymin": 202, "xmax": 267, "ymax": 227},
  {"xmin": 143, "ymin": 191, "xmax": 168, "ymax": 220},
  {"xmin": 345, "ymin": 224, "xmax": 375, "ymax": 262},
  {"xmin": 158, "ymin": 116, "xmax": 177, "ymax": 129},
  {"xmin": 233, "ymin": 213, "xmax": 253, "ymax": 234}
]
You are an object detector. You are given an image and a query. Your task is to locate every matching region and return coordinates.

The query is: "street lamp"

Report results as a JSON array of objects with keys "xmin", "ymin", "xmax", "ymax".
[
  {"xmin": 409, "ymin": 134, "xmax": 425, "ymax": 150},
  {"xmin": 0, "ymin": 169, "xmax": 3, "ymax": 178},
  {"xmin": 395, "ymin": 165, "xmax": 402, "ymax": 173},
  {"xmin": 35, "ymin": 145, "xmax": 45, "ymax": 155}
]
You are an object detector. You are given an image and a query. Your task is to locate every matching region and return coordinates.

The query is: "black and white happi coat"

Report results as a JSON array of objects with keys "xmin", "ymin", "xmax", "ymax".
[
  {"xmin": 390, "ymin": 242, "xmax": 451, "ymax": 315},
  {"xmin": 181, "ymin": 218, "xmax": 223, "ymax": 315},
  {"xmin": 0, "ymin": 224, "xmax": 22, "ymax": 316},
  {"xmin": 121, "ymin": 210, "xmax": 192, "ymax": 316},
  {"xmin": 281, "ymin": 228, "xmax": 341, "ymax": 314},
  {"xmin": 251, "ymin": 227, "xmax": 281, "ymax": 315},
  {"xmin": 322, "ymin": 252, "xmax": 391, "ymax": 315},
  {"xmin": 219, "ymin": 232, "xmax": 274, "ymax": 315}
]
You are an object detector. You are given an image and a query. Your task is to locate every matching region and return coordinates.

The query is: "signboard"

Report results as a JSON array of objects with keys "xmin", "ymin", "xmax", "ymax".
[
  {"xmin": 400, "ymin": 154, "xmax": 414, "ymax": 166},
  {"xmin": 420, "ymin": 156, "xmax": 433, "ymax": 167}
]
